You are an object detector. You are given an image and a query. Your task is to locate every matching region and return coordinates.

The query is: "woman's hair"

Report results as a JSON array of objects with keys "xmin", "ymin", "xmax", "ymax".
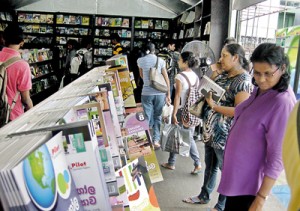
[
  {"xmin": 3, "ymin": 23, "xmax": 24, "ymax": 46},
  {"xmin": 181, "ymin": 51, "xmax": 198, "ymax": 68},
  {"xmin": 224, "ymin": 37, "xmax": 236, "ymax": 45},
  {"xmin": 66, "ymin": 39, "xmax": 79, "ymax": 50},
  {"xmin": 250, "ymin": 43, "xmax": 290, "ymax": 92},
  {"xmin": 224, "ymin": 43, "xmax": 249, "ymax": 71}
]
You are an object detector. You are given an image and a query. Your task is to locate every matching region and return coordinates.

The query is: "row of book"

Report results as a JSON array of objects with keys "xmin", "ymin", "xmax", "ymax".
[
  {"xmin": 0, "ymin": 12, "xmax": 12, "ymax": 21},
  {"xmin": 134, "ymin": 19, "xmax": 169, "ymax": 30},
  {"xmin": 31, "ymin": 75, "xmax": 58, "ymax": 94},
  {"xmin": 56, "ymin": 14, "xmax": 90, "ymax": 26},
  {"xmin": 94, "ymin": 48, "xmax": 113, "ymax": 56},
  {"xmin": 20, "ymin": 24, "xmax": 54, "ymax": 34},
  {"xmin": 95, "ymin": 17, "xmax": 130, "ymax": 28},
  {"xmin": 23, "ymin": 35, "xmax": 53, "ymax": 45},
  {"xmin": 95, "ymin": 28, "xmax": 132, "ymax": 38},
  {"xmin": 0, "ymin": 57, "xmax": 162, "ymax": 210},
  {"xmin": 56, "ymin": 36, "xmax": 83, "ymax": 45},
  {"xmin": 134, "ymin": 31, "xmax": 169, "ymax": 39},
  {"xmin": 20, "ymin": 48, "xmax": 53, "ymax": 64},
  {"xmin": 18, "ymin": 13, "xmax": 54, "ymax": 24},
  {"xmin": 56, "ymin": 27, "xmax": 90, "ymax": 36},
  {"xmin": 30, "ymin": 63, "xmax": 53, "ymax": 78}
]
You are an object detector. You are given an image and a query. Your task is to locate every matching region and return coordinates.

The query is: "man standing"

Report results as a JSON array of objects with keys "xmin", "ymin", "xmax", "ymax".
[
  {"xmin": 111, "ymin": 33, "xmax": 123, "ymax": 55},
  {"xmin": 0, "ymin": 23, "xmax": 33, "ymax": 122},
  {"xmin": 158, "ymin": 40, "xmax": 179, "ymax": 98}
]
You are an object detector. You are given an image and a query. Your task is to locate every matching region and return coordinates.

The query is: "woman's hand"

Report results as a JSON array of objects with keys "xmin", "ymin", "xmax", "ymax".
[
  {"xmin": 172, "ymin": 114, "xmax": 179, "ymax": 125},
  {"xmin": 166, "ymin": 95, "xmax": 171, "ymax": 106},
  {"xmin": 248, "ymin": 197, "xmax": 265, "ymax": 211},
  {"xmin": 205, "ymin": 92, "xmax": 215, "ymax": 109}
]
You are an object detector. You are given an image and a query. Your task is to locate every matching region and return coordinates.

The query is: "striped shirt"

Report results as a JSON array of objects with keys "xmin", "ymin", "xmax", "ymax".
[{"xmin": 137, "ymin": 54, "xmax": 166, "ymax": 96}]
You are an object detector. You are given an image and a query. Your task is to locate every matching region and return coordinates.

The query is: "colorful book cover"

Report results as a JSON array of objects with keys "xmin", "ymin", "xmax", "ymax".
[
  {"xmin": 82, "ymin": 16, "xmax": 90, "ymax": 26},
  {"xmin": 46, "ymin": 14, "xmax": 54, "ymax": 24},
  {"xmin": 56, "ymin": 15, "xmax": 63, "ymax": 24},
  {"xmin": 102, "ymin": 18, "xmax": 109, "ymax": 26},
  {"xmin": 32, "ymin": 14, "xmax": 40, "ymax": 23},
  {"xmin": 25, "ymin": 13, "xmax": 33, "ymax": 23},
  {"xmin": 162, "ymin": 20, "xmax": 169, "ymax": 30},
  {"xmin": 116, "ymin": 157, "xmax": 160, "ymax": 211},
  {"xmin": 122, "ymin": 18, "xmax": 129, "ymax": 28},
  {"xmin": 134, "ymin": 20, "xmax": 141, "ymax": 28},
  {"xmin": 96, "ymin": 17, "xmax": 102, "ymax": 26},
  {"xmin": 115, "ymin": 18, "xmax": 122, "ymax": 27},
  {"xmin": 148, "ymin": 19, "xmax": 154, "ymax": 29},
  {"xmin": 142, "ymin": 20, "xmax": 149, "ymax": 29},
  {"xmin": 32, "ymin": 25, "xmax": 40, "ymax": 33},
  {"xmin": 18, "ymin": 13, "xmax": 26, "ymax": 22},
  {"xmin": 75, "ymin": 16, "xmax": 82, "ymax": 25},
  {"xmin": 155, "ymin": 20, "xmax": 162, "ymax": 29},
  {"xmin": 40, "ymin": 14, "xmax": 47, "ymax": 23},
  {"xmin": 11, "ymin": 132, "xmax": 84, "ymax": 210},
  {"xmin": 109, "ymin": 18, "xmax": 116, "ymax": 27},
  {"xmin": 69, "ymin": 15, "xmax": 76, "ymax": 25}
]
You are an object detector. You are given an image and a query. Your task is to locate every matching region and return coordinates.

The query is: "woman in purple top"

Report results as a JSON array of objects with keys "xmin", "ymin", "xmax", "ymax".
[{"xmin": 218, "ymin": 43, "xmax": 297, "ymax": 211}]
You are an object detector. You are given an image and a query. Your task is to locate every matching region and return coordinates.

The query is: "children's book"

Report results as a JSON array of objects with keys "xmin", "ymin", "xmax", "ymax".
[
  {"xmin": 141, "ymin": 20, "xmax": 149, "ymax": 29},
  {"xmin": 134, "ymin": 20, "xmax": 141, "ymax": 28},
  {"xmin": 155, "ymin": 20, "xmax": 162, "ymax": 29},
  {"xmin": 121, "ymin": 18, "xmax": 129, "ymax": 28},
  {"xmin": 82, "ymin": 16, "xmax": 90, "ymax": 26},
  {"xmin": 40, "ymin": 14, "xmax": 47, "ymax": 23},
  {"xmin": 56, "ymin": 14, "xmax": 63, "ymax": 24},
  {"xmin": 162, "ymin": 20, "xmax": 169, "ymax": 30},
  {"xmin": 115, "ymin": 18, "xmax": 122, "ymax": 27}
]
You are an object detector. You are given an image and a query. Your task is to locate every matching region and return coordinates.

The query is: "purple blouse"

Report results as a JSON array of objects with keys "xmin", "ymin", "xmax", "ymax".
[{"xmin": 218, "ymin": 86, "xmax": 296, "ymax": 196}]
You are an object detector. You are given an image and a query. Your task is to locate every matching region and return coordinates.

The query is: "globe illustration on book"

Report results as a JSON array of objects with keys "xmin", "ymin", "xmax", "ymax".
[{"xmin": 23, "ymin": 145, "xmax": 57, "ymax": 210}]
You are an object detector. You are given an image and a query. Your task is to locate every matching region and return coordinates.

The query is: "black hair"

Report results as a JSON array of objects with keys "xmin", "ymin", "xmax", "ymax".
[
  {"xmin": 81, "ymin": 36, "xmax": 92, "ymax": 48},
  {"xmin": 3, "ymin": 23, "xmax": 24, "ymax": 46},
  {"xmin": 145, "ymin": 42, "xmax": 155, "ymax": 53},
  {"xmin": 181, "ymin": 51, "xmax": 198, "ymax": 68},
  {"xmin": 111, "ymin": 33, "xmax": 121, "ymax": 42},
  {"xmin": 66, "ymin": 39, "xmax": 79, "ymax": 50},
  {"xmin": 224, "ymin": 43, "xmax": 249, "ymax": 71},
  {"xmin": 224, "ymin": 37, "xmax": 237, "ymax": 45},
  {"xmin": 167, "ymin": 39, "xmax": 176, "ymax": 46},
  {"xmin": 250, "ymin": 43, "xmax": 290, "ymax": 92}
]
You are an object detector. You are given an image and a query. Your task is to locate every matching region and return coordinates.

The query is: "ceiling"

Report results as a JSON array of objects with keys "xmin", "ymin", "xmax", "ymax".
[
  {"xmin": 1, "ymin": 0, "xmax": 41, "ymax": 10},
  {"xmin": 152, "ymin": 0, "xmax": 201, "ymax": 15}
]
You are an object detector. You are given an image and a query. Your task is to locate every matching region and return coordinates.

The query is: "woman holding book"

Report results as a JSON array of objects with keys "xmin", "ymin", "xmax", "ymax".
[
  {"xmin": 183, "ymin": 43, "xmax": 252, "ymax": 211},
  {"xmin": 218, "ymin": 43, "xmax": 296, "ymax": 211}
]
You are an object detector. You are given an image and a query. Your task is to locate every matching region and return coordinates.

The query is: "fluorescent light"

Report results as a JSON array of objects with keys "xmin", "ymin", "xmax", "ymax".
[{"xmin": 144, "ymin": 0, "xmax": 177, "ymax": 15}]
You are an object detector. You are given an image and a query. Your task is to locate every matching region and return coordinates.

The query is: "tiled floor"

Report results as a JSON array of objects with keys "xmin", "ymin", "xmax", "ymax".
[{"xmin": 153, "ymin": 141, "xmax": 288, "ymax": 211}]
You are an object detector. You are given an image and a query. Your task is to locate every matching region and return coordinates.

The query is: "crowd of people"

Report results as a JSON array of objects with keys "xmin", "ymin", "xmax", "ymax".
[{"xmin": 1, "ymin": 22, "xmax": 299, "ymax": 210}]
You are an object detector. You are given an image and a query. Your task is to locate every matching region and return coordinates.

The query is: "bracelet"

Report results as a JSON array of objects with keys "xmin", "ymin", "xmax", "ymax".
[{"xmin": 257, "ymin": 192, "xmax": 268, "ymax": 200}]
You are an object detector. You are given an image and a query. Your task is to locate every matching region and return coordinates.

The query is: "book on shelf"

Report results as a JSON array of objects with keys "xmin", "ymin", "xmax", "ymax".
[
  {"xmin": 1, "ymin": 132, "xmax": 85, "ymax": 210},
  {"xmin": 115, "ymin": 18, "xmax": 122, "ymax": 27},
  {"xmin": 69, "ymin": 15, "xmax": 76, "ymax": 25},
  {"xmin": 32, "ymin": 13, "xmax": 40, "ymax": 23},
  {"xmin": 134, "ymin": 20, "xmax": 141, "ymax": 28},
  {"xmin": 56, "ymin": 14, "xmax": 63, "ymax": 24},
  {"xmin": 154, "ymin": 20, "xmax": 162, "ymax": 29},
  {"xmin": 18, "ymin": 13, "xmax": 25, "ymax": 22},
  {"xmin": 102, "ymin": 17, "xmax": 109, "ymax": 26},
  {"xmin": 25, "ymin": 14, "xmax": 33, "ymax": 23},
  {"xmin": 148, "ymin": 19, "xmax": 154, "ymax": 29},
  {"xmin": 141, "ymin": 20, "xmax": 149, "ymax": 29},
  {"xmin": 162, "ymin": 20, "xmax": 169, "ymax": 30},
  {"xmin": 180, "ymin": 11, "xmax": 188, "ymax": 23},
  {"xmin": 121, "ymin": 18, "xmax": 129, "ymax": 28},
  {"xmin": 199, "ymin": 75, "xmax": 225, "ymax": 103},
  {"xmin": 109, "ymin": 18, "xmax": 116, "ymax": 27},
  {"xmin": 185, "ymin": 11, "xmax": 195, "ymax": 24},
  {"xmin": 46, "ymin": 14, "xmax": 54, "ymax": 24},
  {"xmin": 95, "ymin": 17, "xmax": 102, "ymax": 26},
  {"xmin": 75, "ymin": 16, "xmax": 82, "ymax": 25},
  {"xmin": 179, "ymin": 30, "xmax": 184, "ymax": 39},
  {"xmin": 40, "ymin": 14, "xmax": 47, "ymax": 23}
]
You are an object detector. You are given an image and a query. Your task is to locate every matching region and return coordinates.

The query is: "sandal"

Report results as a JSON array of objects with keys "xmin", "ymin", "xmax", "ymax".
[
  {"xmin": 191, "ymin": 166, "xmax": 201, "ymax": 175},
  {"xmin": 161, "ymin": 163, "xmax": 175, "ymax": 170},
  {"xmin": 182, "ymin": 196, "xmax": 208, "ymax": 204},
  {"xmin": 153, "ymin": 142, "xmax": 161, "ymax": 150}
]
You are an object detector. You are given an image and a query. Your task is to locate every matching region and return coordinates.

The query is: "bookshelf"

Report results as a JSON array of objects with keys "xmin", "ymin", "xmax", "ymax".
[
  {"xmin": 171, "ymin": 1, "xmax": 211, "ymax": 47},
  {"xmin": 133, "ymin": 17, "xmax": 171, "ymax": 49},
  {"xmin": 93, "ymin": 15, "xmax": 132, "ymax": 65},
  {"xmin": 0, "ymin": 11, "xmax": 14, "ymax": 31}
]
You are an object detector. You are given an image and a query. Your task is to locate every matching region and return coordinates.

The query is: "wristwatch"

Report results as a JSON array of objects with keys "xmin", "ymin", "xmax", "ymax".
[{"xmin": 257, "ymin": 192, "xmax": 269, "ymax": 200}]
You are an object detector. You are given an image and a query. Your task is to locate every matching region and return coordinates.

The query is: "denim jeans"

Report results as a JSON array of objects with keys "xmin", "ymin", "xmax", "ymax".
[
  {"xmin": 167, "ymin": 109, "xmax": 201, "ymax": 168},
  {"xmin": 141, "ymin": 95, "xmax": 165, "ymax": 143},
  {"xmin": 198, "ymin": 144, "xmax": 226, "ymax": 211}
]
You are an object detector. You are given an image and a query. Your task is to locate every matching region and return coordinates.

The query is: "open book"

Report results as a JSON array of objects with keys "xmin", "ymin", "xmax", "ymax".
[{"xmin": 199, "ymin": 75, "xmax": 225, "ymax": 103}]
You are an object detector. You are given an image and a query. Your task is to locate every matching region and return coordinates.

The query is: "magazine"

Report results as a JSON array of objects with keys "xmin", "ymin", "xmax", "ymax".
[{"xmin": 199, "ymin": 75, "xmax": 225, "ymax": 103}]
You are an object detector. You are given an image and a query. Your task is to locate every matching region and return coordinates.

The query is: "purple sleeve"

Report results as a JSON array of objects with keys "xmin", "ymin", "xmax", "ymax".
[{"xmin": 264, "ymin": 99, "xmax": 295, "ymax": 179}]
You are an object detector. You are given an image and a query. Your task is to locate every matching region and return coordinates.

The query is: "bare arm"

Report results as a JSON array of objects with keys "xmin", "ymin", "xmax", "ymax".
[
  {"xmin": 249, "ymin": 176, "xmax": 276, "ymax": 211},
  {"xmin": 206, "ymin": 91, "xmax": 250, "ymax": 117},
  {"xmin": 20, "ymin": 90, "xmax": 33, "ymax": 111},
  {"xmin": 139, "ymin": 67, "xmax": 143, "ymax": 79},
  {"xmin": 161, "ymin": 67, "xmax": 171, "ymax": 105},
  {"xmin": 172, "ymin": 79, "xmax": 182, "ymax": 124}
]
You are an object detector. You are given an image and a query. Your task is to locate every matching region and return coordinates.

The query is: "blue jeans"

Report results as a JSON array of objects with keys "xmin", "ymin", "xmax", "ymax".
[
  {"xmin": 167, "ymin": 109, "xmax": 201, "ymax": 168},
  {"xmin": 198, "ymin": 144, "xmax": 226, "ymax": 211},
  {"xmin": 141, "ymin": 95, "xmax": 165, "ymax": 143}
]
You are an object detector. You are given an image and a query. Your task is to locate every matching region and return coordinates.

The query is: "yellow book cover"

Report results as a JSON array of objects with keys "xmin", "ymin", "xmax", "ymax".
[
  {"xmin": 82, "ymin": 16, "xmax": 90, "ymax": 26},
  {"xmin": 56, "ymin": 14, "xmax": 63, "ymax": 24}
]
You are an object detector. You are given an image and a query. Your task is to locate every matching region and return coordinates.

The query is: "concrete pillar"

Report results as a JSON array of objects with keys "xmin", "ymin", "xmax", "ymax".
[{"xmin": 209, "ymin": 0, "xmax": 230, "ymax": 60}]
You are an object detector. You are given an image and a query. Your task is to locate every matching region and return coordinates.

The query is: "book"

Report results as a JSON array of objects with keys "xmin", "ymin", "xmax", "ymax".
[
  {"xmin": 115, "ymin": 18, "xmax": 122, "ymax": 27},
  {"xmin": 96, "ymin": 17, "xmax": 102, "ymax": 26},
  {"xmin": 40, "ymin": 14, "xmax": 47, "ymax": 23},
  {"xmin": 109, "ymin": 18, "xmax": 116, "ymax": 27},
  {"xmin": 154, "ymin": 20, "xmax": 162, "ymax": 29},
  {"xmin": 32, "ymin": 14, "xmax": 40, "ymax": 23},
  {"xmin": 121, "ymin": 18, "xmax": 129, "ymax": 28},
  {"xmin": 162, "ymin": 20, "xmax": 169, "ymax": 30},
  {"xmin": 75, "ymin": 16, "xmax": 81, "ymax": 25},
  {"xmin": 8, "ymin": 132, "xmax": 85, "ymax": 210},
  {"xmin": 46, "ymin": 14, "xmax": 54, "ymax": 24},
  {"xmin": 141, "ymin": 20, "xmax": 149, "ymax": 29},
  {"xmin": 18, "ymin": 13, "xmax": 26, "ymax": 22},
  {"xmin": 56, "ymin": 14, "xmax": 63, "ymax": 24},
  {"xmin": 25, "ymin": 14, "xmax": 33, "ymax": 23},
  {"xmin": 199, "ymin": 75, "xmax": 226, "ymax": 103},
  {"xmin": 134, "ymin": 20, "xmax": 141, "ymax": 28},
  {"xmin": 148, "ymin": 19, "xmax": 154, "ymax": 29},
  {"xmin": 82, "ymin": 16, "xmax": 90, "ymax": 26},
  {"xmin": 69, "ymin": 15, "xmax": 76, "ymax": 25}
]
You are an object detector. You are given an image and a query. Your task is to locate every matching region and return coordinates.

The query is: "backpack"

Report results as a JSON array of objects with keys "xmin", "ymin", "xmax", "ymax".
[
  {"xmin": 180, "ymin": 72, "xmax": 202, "ymax": 127},
  {"xmin": 70, "ymin": 49, "xmax": 93, "ymax": 76},
  {"xmin": 0, "ymin": 57, "xmax": 22, "ymax": 127},
  {"xmin": 158, "ymin": 49, "xmax": 172, "ymax": 73}
]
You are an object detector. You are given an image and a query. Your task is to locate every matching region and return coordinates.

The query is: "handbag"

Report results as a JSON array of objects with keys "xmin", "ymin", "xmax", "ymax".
[
  {"xmin": 189, "ymin": 96, "xmax": 206, "ymax": 118},
  {"xmin": 149, "ymin": 57, "xmax": 168, "ymax": 93},
  {"xmin": 160, "ymin": 123, "xmax": 190, "ymax": 157}
]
